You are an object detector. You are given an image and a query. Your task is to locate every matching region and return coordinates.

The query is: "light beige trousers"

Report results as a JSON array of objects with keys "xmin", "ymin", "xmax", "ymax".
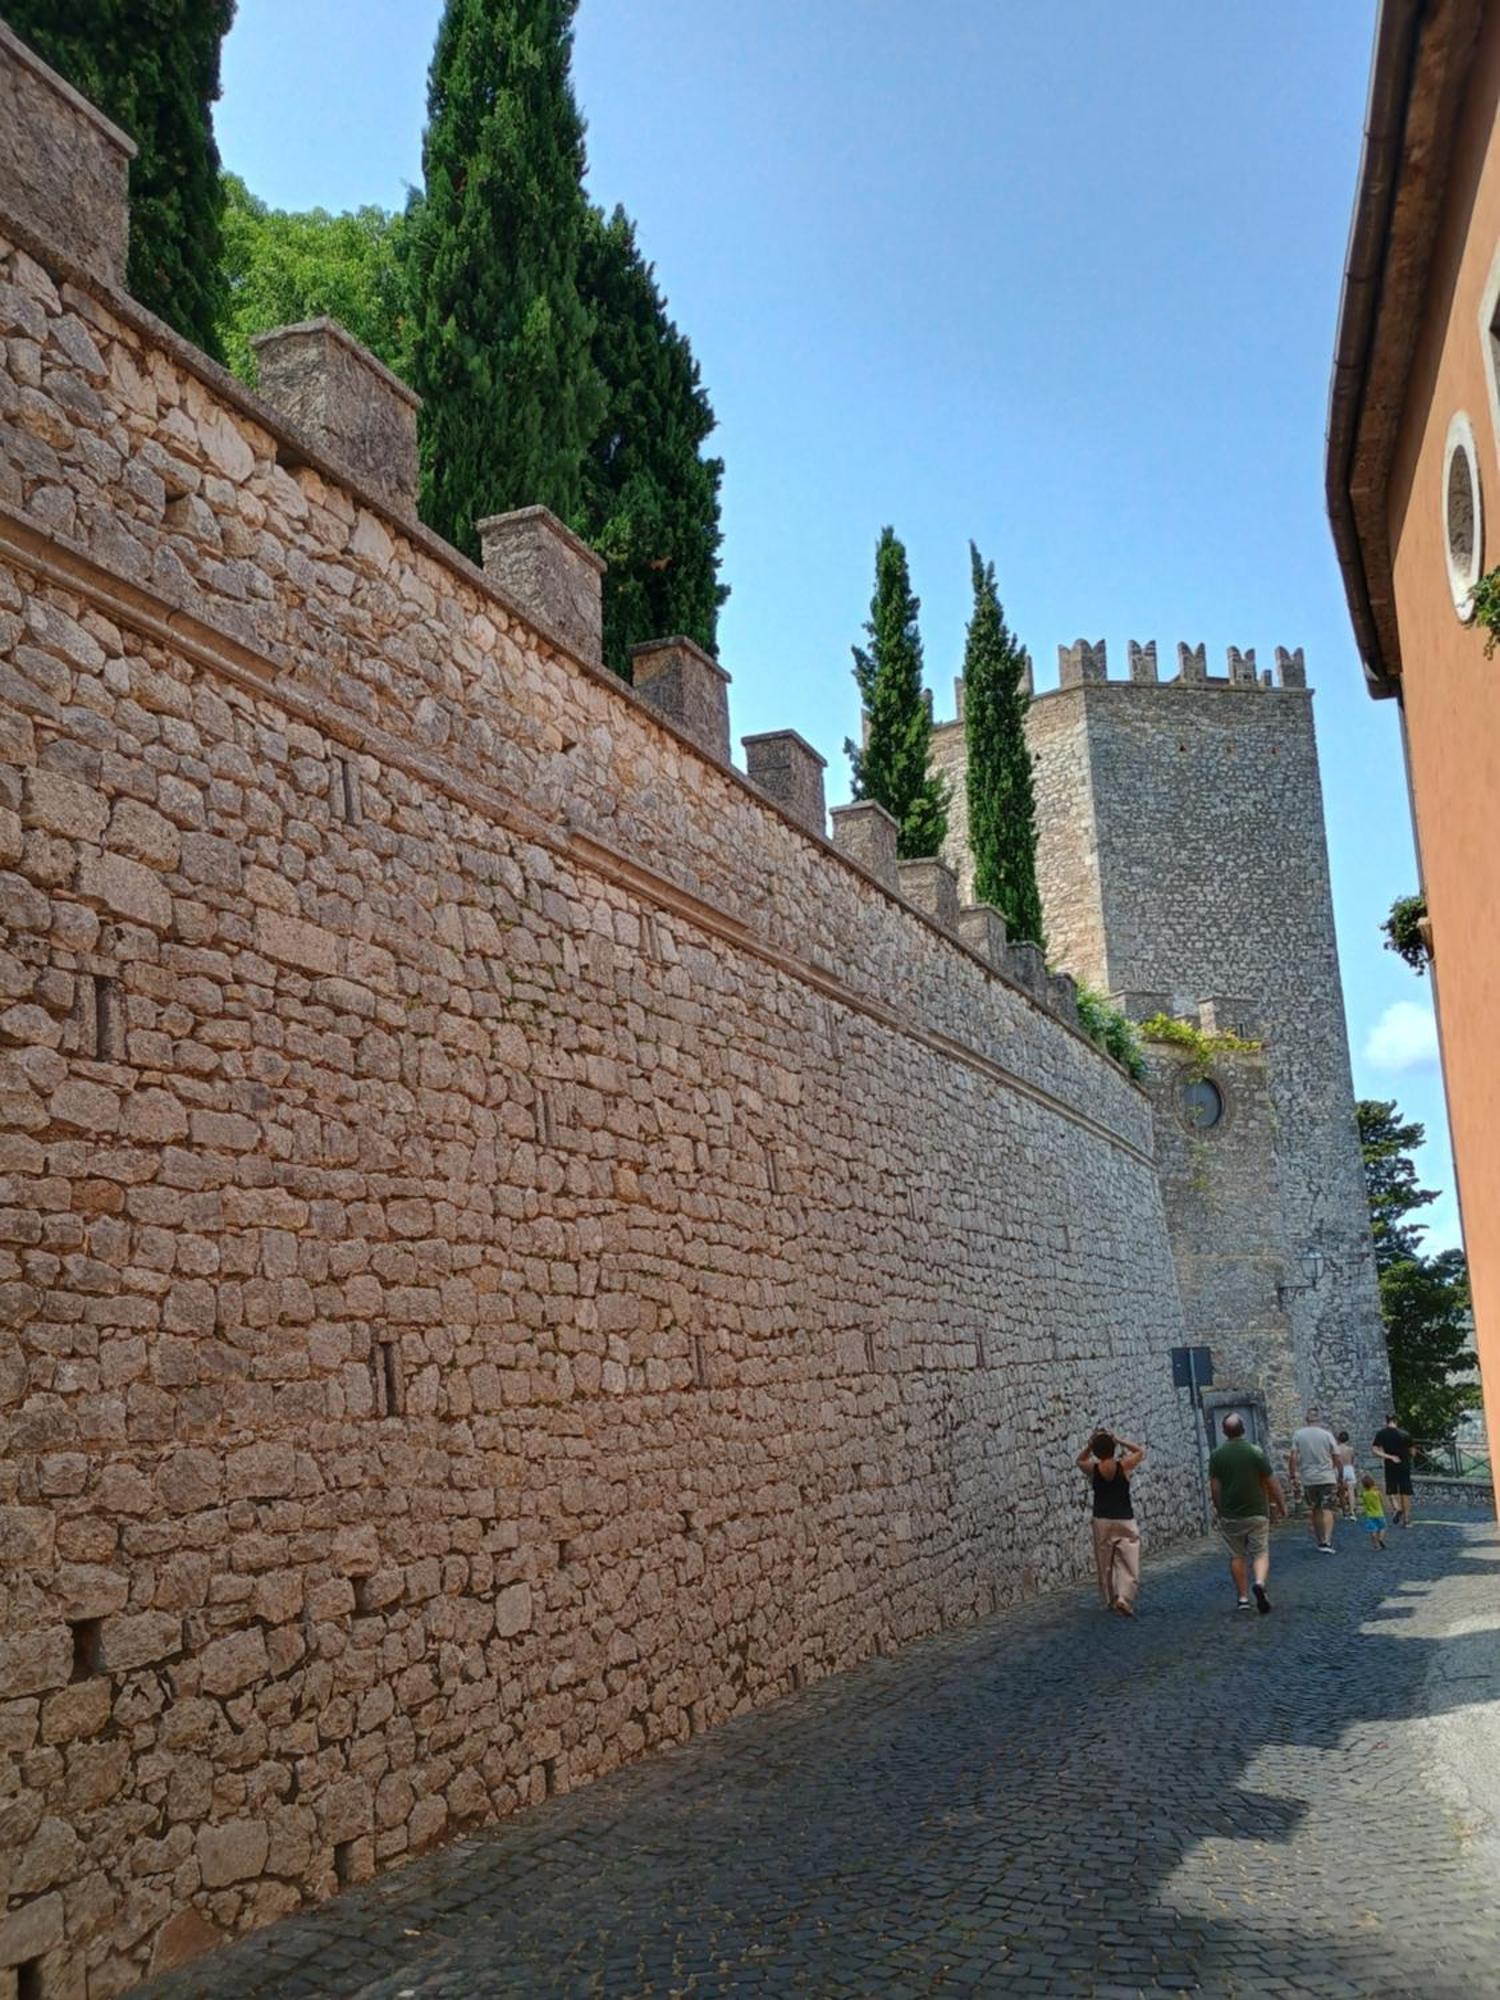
[{"xmin": 1092, "ymin": 1518, "xmax": 1141, "ymax": 1608}]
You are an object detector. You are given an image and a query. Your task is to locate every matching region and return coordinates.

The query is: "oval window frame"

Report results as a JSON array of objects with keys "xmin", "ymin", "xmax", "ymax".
[{"xmin": 1443, "ymin": 411, "xmax": 1483, "ymax": 620}]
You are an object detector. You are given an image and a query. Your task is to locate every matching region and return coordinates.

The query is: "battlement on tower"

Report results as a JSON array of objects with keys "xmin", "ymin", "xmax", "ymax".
[{"xmin": 1053, "ymin": 639, "xmax": 1309, "ymax": 692}]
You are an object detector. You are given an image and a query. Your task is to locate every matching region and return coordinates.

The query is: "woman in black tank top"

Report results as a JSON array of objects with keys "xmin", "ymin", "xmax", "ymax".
[{"xmin": 1075, "ymin": 1428, "xmax": 1147, "ymax": 1616}]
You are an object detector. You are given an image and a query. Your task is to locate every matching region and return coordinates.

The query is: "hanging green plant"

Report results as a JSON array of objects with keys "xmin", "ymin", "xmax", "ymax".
[
  {"xmin": 1138, "ymin": 1013, "xmax": 1261, "ymax": 1082},
  {"xmin": 1469, "ymin": 567, "xmax": 1500, "ymax": 653},
  {"xmin": 1072, "ymin": 982, "xmax": 1146, "ymax": 1080}
]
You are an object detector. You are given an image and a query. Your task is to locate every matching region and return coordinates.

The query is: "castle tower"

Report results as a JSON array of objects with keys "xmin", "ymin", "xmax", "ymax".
[{"xmin": 933, "ymin": 642, "xmax": 1390, "ymax": 1449}]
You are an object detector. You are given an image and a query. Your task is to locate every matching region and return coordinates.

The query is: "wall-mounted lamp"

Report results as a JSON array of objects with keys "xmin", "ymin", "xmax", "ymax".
[{"xmin": 1275, "ymin": 1248, "xmax": 1327, "ymax": 1309}]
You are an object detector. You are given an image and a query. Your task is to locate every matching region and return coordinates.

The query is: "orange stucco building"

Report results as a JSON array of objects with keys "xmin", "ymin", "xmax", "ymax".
[{"xmin": 1328, "ymin": 0, "xmax": 1498, "ymax": 1469}]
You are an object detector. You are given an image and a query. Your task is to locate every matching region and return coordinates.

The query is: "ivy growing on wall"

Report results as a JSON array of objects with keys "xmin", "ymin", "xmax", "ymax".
[{"xmin": 1137, "ymin": 1012, "xmax": 1262, "ymax": 1079}]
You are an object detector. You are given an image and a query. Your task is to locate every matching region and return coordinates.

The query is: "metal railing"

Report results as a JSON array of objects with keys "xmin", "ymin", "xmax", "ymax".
[{"xmin": 1411, "ymin": 1437, "xmax": 1491, "ymax": 1481}]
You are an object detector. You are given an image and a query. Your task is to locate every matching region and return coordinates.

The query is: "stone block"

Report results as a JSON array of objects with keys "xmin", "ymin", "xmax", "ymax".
[
  {"xmin": 957, "ymin": 904, "xmax": 1008, "ymax": 968},
  {"xmin": 630, "ymin": 636, "xmax": 732, "ymax": 763},
  {"xmin": 1275, "ymin": 645, "xmax": 1307, "ymax": 689},
  {"xmin": 1112, "ymin": 990, "xmax": 1173, "ymax": 1023},
  {"xmin": 1058, "ymin": 638, "xmax": 1107, "ymax": 687},
  {"xmin": 252, "ymin": 319, "xmax": 420, "ymax": 511},
  {"xmin": 1128, "ymin": 640, "xmax": 1158, "ymax": 684},
  {"xmin": 0, "ymin": 1890, "xmax": 62, "ymax": 1968},
  {"xmin": 97, "ymin": 1611, "xmax": 180, "ymax": 1673},
  {"xmin": 1048, "ymin": 970, "xmax": 1080, "ymax": 1028},
  {"xmin": 742, "ymin": 730, "xmax": 827, "ymax": 837},
  {"xmin": 1197, "ymin": 995, "xmax": 1260, "ymax": 1040},
  {"xmin": 1176, "ymin": 641, "xmax": 1207, "ymax": 684},
  {"xmin": 478, "ymin": 507, "xmax": 605, "ymax": 667},
  {"xmin": 897, "ymin": 857, "xmax": 960, "ymax": 935},
  {"xmin": 1005, "ymin": 940, "xmax": 1047, "ymax": 999},
  {"xmin": 197, "ymin": 1818, "xmax": 269, "ymax": 1889},
  {"xmin": 79, "ymin": 848, "xmax": 172, "ymax": 929},
  {"xmin": 830, "ymin": 800, "xmax": 899, "ymax": 892},
  {"xmin": 0, "ymin": 20, "xmax": 135, "ymax": 290},
  {"xmin": 1227, "ymin": 645, "xmax": 1258, "ymax": 686}
]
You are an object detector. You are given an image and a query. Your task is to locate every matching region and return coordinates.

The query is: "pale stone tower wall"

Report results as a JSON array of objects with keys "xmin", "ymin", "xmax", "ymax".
[{"xmin": 1018, "ymin": 647, "xmax": 1389, "ymax": 1445}]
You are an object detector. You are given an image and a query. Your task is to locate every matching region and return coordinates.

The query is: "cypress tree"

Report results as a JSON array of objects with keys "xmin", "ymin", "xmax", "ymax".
[
  {"xmin": 845, "ymin": 528, "xmax": 948, "ymax": 858},
  {"xmin": 580, "ymin": 205, "xmax": 726, "ymax": 679},
  {"xmin": 406, "ymin": 0, "xmax": 604, "ymax": 559},
  {"xmin": 963, "ymin": 543, "xmax": 1045, "ymax": 947},
  {"xmin": 6, "ymin": 0, "xmax": 235, "ymax": 357}
]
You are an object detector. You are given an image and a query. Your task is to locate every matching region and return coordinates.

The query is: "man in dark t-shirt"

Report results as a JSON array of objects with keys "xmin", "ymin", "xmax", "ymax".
[{"xmin": 1373, "ymin": 1414, "xmax": 1415, "ymax": 1527}]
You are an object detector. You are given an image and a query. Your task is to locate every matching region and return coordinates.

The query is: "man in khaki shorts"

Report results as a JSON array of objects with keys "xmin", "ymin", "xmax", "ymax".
[{"xmin": 1208, "ymin": 1413, "xmax": 1286, "ymax": 1614}]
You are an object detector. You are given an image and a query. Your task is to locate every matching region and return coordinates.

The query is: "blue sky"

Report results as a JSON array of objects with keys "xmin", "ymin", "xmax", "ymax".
[{"xmin": 217, "ymin": 0, "xmax": 1460, "ymax": 1248}]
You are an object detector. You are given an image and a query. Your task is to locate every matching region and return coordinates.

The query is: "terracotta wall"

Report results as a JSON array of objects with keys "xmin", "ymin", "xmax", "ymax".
[{"xmin": 1386, "ymin": 3, "xmax": 1500, "ymax": 1469}]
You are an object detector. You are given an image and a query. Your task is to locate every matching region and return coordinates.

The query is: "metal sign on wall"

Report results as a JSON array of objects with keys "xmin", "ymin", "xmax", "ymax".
[{"xmin": 1170, "ymin": 1345, "xmax": 1214, "ymax": 1392}]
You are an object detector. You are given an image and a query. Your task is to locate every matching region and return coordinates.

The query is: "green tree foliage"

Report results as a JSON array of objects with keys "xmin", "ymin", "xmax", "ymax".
[
  {"xmin": 962, "ymin": 543, "xmax": 1044, "ymax": 947},
  {"xmin": 846, "ymin": 528, "xmax": 947, "ymax": 858},
  {"xmin": 7, "ymin": 0, "xmax": 235, "ymax": 357},
  {"xmin": 1074, "ymin": 984, "xmax": 1145, "ymax": 1079},
  {"xmin": 1356, "ymin": 1099, "xmax": 1479, "ymax": 1442},
  {"xmin": 1357, "ymin": 1098, "xmax": 1437, "ymax": 1269},
  {"xmin": 406, "ymin": 0, "xmax": 604, "ymax": 559},
  {"xmin": 1379, "ymin": 1250, "xmax": 1479, "ymax": 1446},
  {"xmin": 217, "ymin": 175, "xmax": 409, "ymax": 384},
  {"xmin": 580, "ymin": 206, "xmax": 725, "ymax": 679},
  {"xmin": 1381, "ymin": 892, "xmax": 1431, "ymax": 975}
]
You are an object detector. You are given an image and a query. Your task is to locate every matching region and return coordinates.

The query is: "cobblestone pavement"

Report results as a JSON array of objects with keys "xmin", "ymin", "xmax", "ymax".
[{"xmin": 135, "ymin": 1510, "xmax": 1500, "ymax": 1999}]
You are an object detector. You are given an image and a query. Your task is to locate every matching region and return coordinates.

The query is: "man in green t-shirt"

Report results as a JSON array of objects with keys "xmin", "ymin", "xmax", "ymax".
[{"xmin": 1208, "ymin": 1414, "xmax": 1286, "ymax": 1615}]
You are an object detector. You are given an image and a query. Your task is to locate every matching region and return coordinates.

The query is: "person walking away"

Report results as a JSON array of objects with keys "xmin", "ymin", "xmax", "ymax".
[
  {"xmin": 1289, "ymin": 1409, "xmax": 1340, "ymax": 1553},
  {"xmin": 1208, "ymin": 1413, "xmax": 1285, "ymax": 1613},
  {"xmin": 1373, "ymin": 1413, "xmax": 1416, "ymax": 1528},
  {"xmin": 1334, "ymin": 1431, "xmax": 1358, "ymax": 1518},
  {"xmin": 1075, "ymin": 1429, "xmax": 1145, "ymax": 1617},
  {"xmin": 1360, "ymin": 1473, "xmax": 1389, "ymax": 1549}
]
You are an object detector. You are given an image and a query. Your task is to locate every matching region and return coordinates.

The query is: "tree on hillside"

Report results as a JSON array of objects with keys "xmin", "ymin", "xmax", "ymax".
[
  {"xmin": 217, "ymin": 175, "xmax": 409, "ymax": 383},
  {"xmin": 405, "ymin": 0, "xmax": 604, "ymax": 558},
  {"xmin": 962, "ymin": 543, "xmax": 1044, "ymax": 947},
  {"xmin": 580, "ymin": 205, "xmax": 726, "ymax": 679},
  {"xmin": 7, "ymin": 0, "xmax": 235, "ymax": 356},
  {"xmin": 1356, "ymin": 1098, "xmax": 1479, "ymax": 1443},
  {"xmin": 845, "ymin": 528, "xmax": 948, "ymax": 858}
]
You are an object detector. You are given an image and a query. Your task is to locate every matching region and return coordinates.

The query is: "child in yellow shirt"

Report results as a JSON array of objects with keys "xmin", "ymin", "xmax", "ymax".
[{"xmin": 1360, "ymin": 1473, "xmax": 1388, "ymax": 1549}]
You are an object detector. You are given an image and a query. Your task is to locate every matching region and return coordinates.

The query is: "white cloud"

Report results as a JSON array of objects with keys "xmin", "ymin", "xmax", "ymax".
[{"xmin": 1363, "ymin": 999, "xmax": 1440, "ymax": 1074}]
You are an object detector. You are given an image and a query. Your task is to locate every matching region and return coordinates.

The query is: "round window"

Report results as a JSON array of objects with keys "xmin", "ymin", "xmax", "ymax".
[
  {"xmin": 1443, "ymin": 412, "xmax": 1483, "ymax": 617},
  {"xmin": 1181, "ymin": 1078, "xmax": 1224, "ymax": 1130}
]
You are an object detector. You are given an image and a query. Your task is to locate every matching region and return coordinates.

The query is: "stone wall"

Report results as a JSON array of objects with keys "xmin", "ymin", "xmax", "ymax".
[
  {"xmin": 0, "ymin": 37, "xmax": 1202, "ymax": 1994},
  {"xmin": 1024, "ymin": 662, "xmax": 1390, "ymax": 1447},
  {"xmin": 1142, "ymin": 1029, "xmax": 1302, "ymax": 1451}
]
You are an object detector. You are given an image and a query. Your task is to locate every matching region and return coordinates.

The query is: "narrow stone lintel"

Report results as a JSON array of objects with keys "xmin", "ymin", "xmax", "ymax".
[
  {"xmin": 477, "ymin": 506, "xmax": 605, "ymax": 667},
  {"xmin": 830, "ymin": 800, "xmax": 899, "ymax": 892},
  {"xmin": 897, "ymin": 857, "xmax": 960, "ymax": 936},
  {"xmin": 253, "ymin": 319, "xmax": 421, "ymax": 512},
  {"xmin": 742, "ymin": 729, "xmax": 827, "ymax": 837},
  {"xmin": 630, "ymin": 636, "xmax": 731, "ymax": 762},
  {"xmin": 0, "ymin": 16, "xmax": 135, "ymax": 288},
  {"xmin": 957, "ymin": 903, "xmax": 1009, "ymax": 969}
]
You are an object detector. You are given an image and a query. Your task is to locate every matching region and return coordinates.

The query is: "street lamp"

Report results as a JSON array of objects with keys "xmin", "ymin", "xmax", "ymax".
[{"xmin": 1275, "ymin": 1248, "xmax": 1327, "ymax": 1309}]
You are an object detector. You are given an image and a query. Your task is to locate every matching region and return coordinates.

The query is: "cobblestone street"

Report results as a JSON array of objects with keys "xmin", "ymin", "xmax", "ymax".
[{"xmin": 135, "ymin": 1510, "xmax": 1500, "ymax": 2000}]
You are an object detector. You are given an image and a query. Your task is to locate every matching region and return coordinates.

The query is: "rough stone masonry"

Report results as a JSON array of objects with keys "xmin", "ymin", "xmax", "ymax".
[{"xmin": 0, "ymin": 24, "xmax": 1202, "ymax": 1995}]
